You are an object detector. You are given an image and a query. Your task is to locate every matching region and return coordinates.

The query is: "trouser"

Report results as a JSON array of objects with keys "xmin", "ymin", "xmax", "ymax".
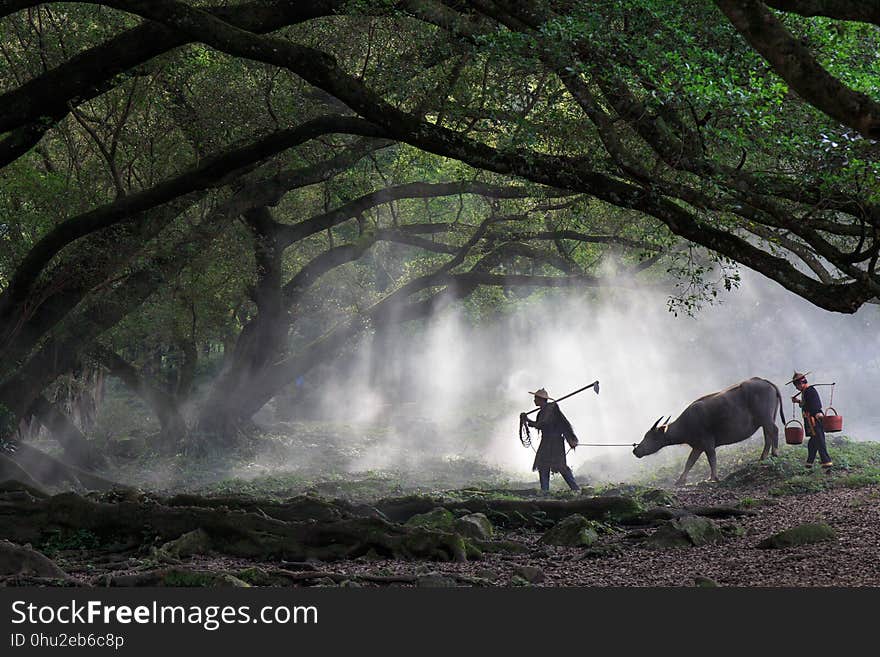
[
  {"xmin": 538, "ymin": 465, "xmax": 580, "ymax": 491},
  {"xmin": 806, "ymin": 416, "xmax": 831, "ymax": 465}
]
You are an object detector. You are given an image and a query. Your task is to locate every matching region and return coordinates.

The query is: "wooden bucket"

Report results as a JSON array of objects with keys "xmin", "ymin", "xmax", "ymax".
[
  {"xmin": 823, "ymin": 407, "xmax": 843, "ymax": 433},
  {"xmin": 785, "ymin": 419, "xmax": 804, "ymax": 445}
]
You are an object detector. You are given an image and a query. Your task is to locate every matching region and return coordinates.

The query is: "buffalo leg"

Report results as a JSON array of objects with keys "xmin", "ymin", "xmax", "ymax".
[
  {"xmin": 761, "ymin": 422, "xmax": 779, "ymax": 459},
  {"xmin": 704, "ymin": 445, "xmax": 718, "ymax": 481},
  {"xmin": 676, "ymin": 448, "xmax": 703, "ymax": 485}
]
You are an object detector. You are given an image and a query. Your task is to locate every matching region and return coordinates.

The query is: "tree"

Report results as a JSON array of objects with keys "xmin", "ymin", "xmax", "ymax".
[{"xmin": 1, "ymin": 0, "xmax": 877, "ymax": 459}]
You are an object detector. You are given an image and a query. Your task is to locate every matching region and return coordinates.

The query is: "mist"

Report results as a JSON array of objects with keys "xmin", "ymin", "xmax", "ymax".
[{"xmin": 255, "ymin": 270, "xmax": 880, "ymax": 488}]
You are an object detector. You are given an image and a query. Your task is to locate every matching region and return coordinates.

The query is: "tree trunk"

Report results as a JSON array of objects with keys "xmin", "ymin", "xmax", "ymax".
[
  {"xmin": 91, "ymin": 344, "xmax": 187, "ymax": 446},
  {"xmin": 195, "ymin": 207, "xmax": 287, "ymax": 442},
  {"xmin": 27, "ymin": 395, "xmax": 107, "ymax": 469}
]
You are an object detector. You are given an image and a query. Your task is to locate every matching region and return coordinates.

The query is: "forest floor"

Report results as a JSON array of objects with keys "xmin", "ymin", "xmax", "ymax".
[{"xmin": 3, "ymin": 435, "xmax": 880, "ymax": 587}]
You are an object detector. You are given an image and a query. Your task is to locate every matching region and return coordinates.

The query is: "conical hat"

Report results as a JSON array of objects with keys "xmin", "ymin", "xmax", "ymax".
[
  {"xmin": 787, "ymin": 371, "xmax": 812, "ymax": 385},
  {"xmin": 528, "ymin": 388, "xmax": 552, "ymax": 400}
]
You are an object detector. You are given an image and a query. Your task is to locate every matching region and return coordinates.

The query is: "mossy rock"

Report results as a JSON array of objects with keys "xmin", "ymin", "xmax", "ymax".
[
  {"xmin": 454, "ymin": 513, "xmax": 493, "ymax": 540},
  {"xmin": 159, "ymin": 529, "xmax": 212, "ymax": 559},
  {"xmin": 693, "ymin": 576, "xmax": 719, "ymax": 587},
  {"xmin": 721, "ymin": 524, "xmax": 747, "ymax": 538},
  {"xmin": 504, "ymin": 510, "xmax": 533, "ymax": 528},
  {"xmin": 404, "ymin": 507, "xmax": 456, "ymax": 532},
  {"xmin": 539, "ymin": 514, "xmax": 599, "ymax": 547},
  {"xmin": 161, "ymin": 569, "xmax": 251, "ymax": 587},
  {"xmin": 416, "ymin": 573, "xmax": 459, "ymax": 588},
  {"xmin": 648, "ymin": 515, "xmax": 721, "ymax": 549},
  {"xmin": 757, "ymin": 523, "xmax": 837, "ymax": 549},
  {"xmin": 485, "ymin": 510, "xmax": 511, "ymax": 527},
  {"xmin": 235, "ymin": 567, "xmax": 291, "ymax": 587},
  {"xmin": 399, "ymin": 527, "xmax": 471, "ymax": 562},
  {"xmin": 629, "ymin": 507, "xmax": 688, "ymax": 525},
  {"xmin": 639, "ymin": 488, "xmax": 680, "ymax": 507},
  {"xmin": 512, "ymin": 564, "xmax": 545, "ymax": 583}
]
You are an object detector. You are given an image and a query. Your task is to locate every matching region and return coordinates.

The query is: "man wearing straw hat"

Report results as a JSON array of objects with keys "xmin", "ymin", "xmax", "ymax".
[
  {"xmin": 789, "ymin": 372, "xmax": 833, "ymax": 470},
  {"xmin": 520, "ymin": 388, "xmax": 581, "ymax": 492}
]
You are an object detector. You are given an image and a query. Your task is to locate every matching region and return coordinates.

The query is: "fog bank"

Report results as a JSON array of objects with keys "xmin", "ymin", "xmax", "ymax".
[{"xmin": 272, "ymin": 271, "xmax": 880, "ymax": 485}]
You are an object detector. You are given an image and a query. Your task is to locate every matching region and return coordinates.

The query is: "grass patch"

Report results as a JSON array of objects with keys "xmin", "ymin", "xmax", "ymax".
[
  {"xmin": 632, "ymin": 436, "xmax": 880, "ymax": 497},
  {"xmin": 41, "ymin": 529, "xmax": 101, "ymax": 556}
]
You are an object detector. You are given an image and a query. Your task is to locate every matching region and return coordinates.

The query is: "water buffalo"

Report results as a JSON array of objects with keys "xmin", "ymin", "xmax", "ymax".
[{"xmin": 633, "ymin": 377, "xmax": 785, "ymax": 485}]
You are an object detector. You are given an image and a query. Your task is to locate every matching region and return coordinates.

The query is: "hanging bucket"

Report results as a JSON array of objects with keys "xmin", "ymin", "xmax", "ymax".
[
  {"xmin": 785, "ymin": 419, "xmax": 804, "ymax": 445},
  {"xmin": 823, "ymin": 407, "xmax": 843, "ymax": 433}
]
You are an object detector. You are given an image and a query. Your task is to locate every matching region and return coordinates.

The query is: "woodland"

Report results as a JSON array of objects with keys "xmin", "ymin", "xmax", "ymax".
[{"xmin": 1, "ymin": 0, "xmax": 880, "ymax": 587}]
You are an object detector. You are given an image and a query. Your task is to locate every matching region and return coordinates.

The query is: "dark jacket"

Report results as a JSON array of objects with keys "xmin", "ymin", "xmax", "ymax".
[
  {"xmin": 801, "ymin": 385, "xmax": 823, "ymax": 416},
  {"xmin": 799, "ymin": 385, "xmax": 824, "ymax": 436},
  {"xmin": 528, "ymin": 402, "xmax": 578, "ymax": 472}
]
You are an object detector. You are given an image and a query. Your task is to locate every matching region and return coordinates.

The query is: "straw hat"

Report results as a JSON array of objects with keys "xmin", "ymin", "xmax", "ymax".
[
  {"xmin": 787, "ymin": 371, "xmax": 812, "ymax": 386},
  {"xmin": 528, "ymin": 388, "xmax": 553, "ymax": 400}
]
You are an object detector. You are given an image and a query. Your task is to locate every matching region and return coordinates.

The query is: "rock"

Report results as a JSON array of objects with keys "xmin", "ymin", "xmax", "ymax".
[
  {"xmin": 475, "ymin": 568, "xmax": 499, "ymax": 581},
  {"xmin": 540, "ymin": 514, "xmax": 599, "ymax": 547},
  {"xmin": 454, "ymin": 513, "xmax": 494, "ymax": 540},
  {"xmin": 416, "ymin": 573, "xmax": 459, "ymax": 587},
  {"xmin": 693, "ymin": 576, "xmax": 719, "ymax": 587},
  {"xmin": 509, "ymin": 575, "xmax": 531, "ymax": 587},
  {"xmin": 159, "ymin": 529, "xmax": 212, "ymax": 558},
  {"xmin": 647, "ymin": 515, "xmax": 721, "ymax": 549},
  {"xmin": 623, "ymin": 529, "xmax": 650, "ymax": 541},
  {"xmin": 629, "ymin": 507, "xmax": 689, "ymax": 525},
  {"xmin": 507, "ymin": 510, "xmax": 533, "ymax": 528},
  {"xmin": 311, "ymin": 577, "xmax": 338, "ymax": 587},
  {"xmin": 485, "ymin": 510, "xmax": 511, "ymax": 527},
  {"xmin": 512, "ymin": 565, "xmax": 545, "ymax": 583},
  {"xmin": 405, "ymin": 507, "xmax": 456, "ymax": 532},
  {"xmin": 235, "ymin": 567, "xmax": 275, "ymax": 586},
  {"xmin": 757, "ymin": 523, "xmax": 837, "ymax": 549},
  {"xmin": 639, "ymin": 488, "xmax": 680, "ymax": 507},
  {"xmin": 721, "ymin": 524, "xmax": 747, "ymax": 538},
  {"xmin": 0, "ymin": 540, "xmax": 68, "ymax": 579},
  {"xmin": 110, "ymin": 569, "xmax": 251, "ymax": 587}
]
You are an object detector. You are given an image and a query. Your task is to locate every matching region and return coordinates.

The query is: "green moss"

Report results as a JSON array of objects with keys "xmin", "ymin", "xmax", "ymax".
[
  {"xmin": 540, "ymin": 515, "xmax": 600, "ymax": 547},
  {"xmin": 41, "ymin": 529, "xmax": 101, "ymax": 556},
  {"xmin": 757, "ymin": 522, "xmax": 837, "ymax": 549},
  {"xmin": 404, "ymin": 507, "xmax": 456, "ymax": 531},
  {"xmin": 161, "ymin": 569, "xmax": 251, "ymax": 587}
]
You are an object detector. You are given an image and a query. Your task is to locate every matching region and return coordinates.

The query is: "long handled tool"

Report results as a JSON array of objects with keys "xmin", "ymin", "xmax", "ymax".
[
  {"xmin": 519, "ymin": 381, "xmax": 599, "ymax": 449},
  {"xmin": 523, "ymin": 380, "xmax": 599, "ymax": 417}
]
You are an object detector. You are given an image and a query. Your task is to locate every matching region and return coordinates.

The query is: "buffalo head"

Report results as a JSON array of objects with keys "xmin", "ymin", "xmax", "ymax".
[{"xmin": 633, "ymin": 415, "xmax": 671, "ymax": 458}]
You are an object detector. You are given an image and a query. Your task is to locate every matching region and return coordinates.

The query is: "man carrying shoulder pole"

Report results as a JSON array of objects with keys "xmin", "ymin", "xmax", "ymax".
[
  {"xmin": 520, "ymin": 388, "xmax": 581, "ymax": 492},
  {"xmin": 790, "ymin": 371, "xmax": 833, "ymax": 471}
]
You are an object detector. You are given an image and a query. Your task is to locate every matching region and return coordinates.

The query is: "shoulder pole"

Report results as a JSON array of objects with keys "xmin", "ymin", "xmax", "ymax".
[{"xmin": 523, "ymin": 380, "xmax": 599, "ymax": 416}]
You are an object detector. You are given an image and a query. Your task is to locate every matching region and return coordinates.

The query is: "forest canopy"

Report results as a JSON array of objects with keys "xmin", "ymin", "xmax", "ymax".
[{"xmin": 1, "ymin": 0, "xmax": 879, "ymax": 465}]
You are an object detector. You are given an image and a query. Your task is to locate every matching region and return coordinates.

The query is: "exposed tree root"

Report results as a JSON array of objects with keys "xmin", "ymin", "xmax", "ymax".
[
  {"xmin": 0, "ymin": 483, "xmax": 478, "ymax": 563},
  {"xmin": 375, "ymin": 494, "xmax": 643, "ymax": 524},
  {"xmin": 0, "ymin": 540, "xmax": 69, "ymax": 580}
]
